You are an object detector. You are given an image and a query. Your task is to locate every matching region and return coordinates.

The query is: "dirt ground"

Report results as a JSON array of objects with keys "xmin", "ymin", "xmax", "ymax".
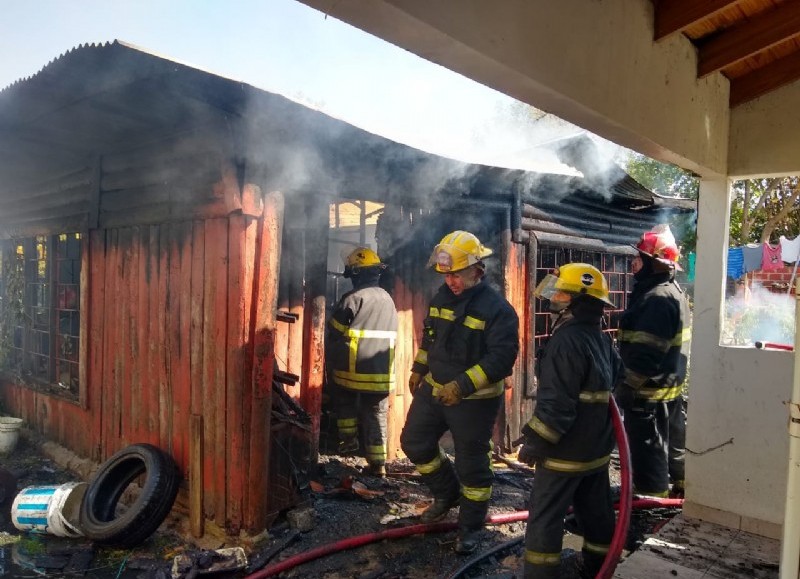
[{"xmin": 0, "ymin": 432, "xmax": 679, "ymax": 578}]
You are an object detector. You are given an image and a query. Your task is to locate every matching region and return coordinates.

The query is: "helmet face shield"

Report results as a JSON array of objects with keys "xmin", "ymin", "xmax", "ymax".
[
  {"xmin": 428, "ymin": 231, "xmax": 492, "ymax": 273},
  {"xmin": 534, "ymin": 264, "xmax": 615, "ymax": 307},
  {"xmin": 533, "ymin": 274, "xmax": 561, "ymax": 301}
]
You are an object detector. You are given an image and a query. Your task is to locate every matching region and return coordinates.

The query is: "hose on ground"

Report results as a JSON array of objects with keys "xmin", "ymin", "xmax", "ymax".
[
  {"xmin": 245, "ymin": 398, "xmax": 669, "ymax": 579},
  {"xmin": 597, "ymin": 396, "xmax": 632, "ymax": 579},
  {"xmin": 244, "ymin": 497, "xmax": 682, "ymax": 579}
]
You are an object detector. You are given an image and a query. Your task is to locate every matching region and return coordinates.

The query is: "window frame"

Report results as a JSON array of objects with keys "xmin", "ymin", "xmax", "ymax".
[{"xmin": 0, "ymin": 233, "xmax": 86, "ymax": 405}]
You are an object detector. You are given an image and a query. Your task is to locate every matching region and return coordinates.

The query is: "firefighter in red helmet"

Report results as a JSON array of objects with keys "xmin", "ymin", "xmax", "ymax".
[
  {"xmin": 616, "ymin": 224, "xmax": 691, "ymax": 497},
  {"xmin": 400, "ymin": 231, "xmax": 519, "ymax": 554}
]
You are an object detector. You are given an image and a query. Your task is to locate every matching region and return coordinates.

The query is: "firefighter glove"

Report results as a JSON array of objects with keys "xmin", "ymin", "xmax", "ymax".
[
  {"xmin": 434, "ymin": 381, "xmax": 462, "ymax": 406},
  {"xmin": 518, "ymin": 443, "xmax": 543, "ymax": 466},
  {"xmin": 409, "ymin": 372, "xmax": 424, "ymax": 396}
]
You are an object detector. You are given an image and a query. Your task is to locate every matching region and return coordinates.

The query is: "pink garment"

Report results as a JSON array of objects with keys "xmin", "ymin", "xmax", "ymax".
[{"xmin": 762, "ymin": 242, "xmax": 783, "ymax": 272}]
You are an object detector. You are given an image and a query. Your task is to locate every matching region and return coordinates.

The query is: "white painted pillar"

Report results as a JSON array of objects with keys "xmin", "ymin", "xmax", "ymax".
[{"xmin": 684, "ymin": 176, "xmax": 730, "ymax": 500}]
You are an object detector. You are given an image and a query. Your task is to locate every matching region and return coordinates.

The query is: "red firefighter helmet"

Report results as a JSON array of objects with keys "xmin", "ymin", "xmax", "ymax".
[{"xmin": 635, "ymin": 224, "xmax": 681, "ymax": 268}]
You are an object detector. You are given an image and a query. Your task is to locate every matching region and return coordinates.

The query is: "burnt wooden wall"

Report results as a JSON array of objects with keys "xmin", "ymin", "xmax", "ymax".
[{"xmin": 0, "ymin": 130, "xmax": 287, "ymax": 534}]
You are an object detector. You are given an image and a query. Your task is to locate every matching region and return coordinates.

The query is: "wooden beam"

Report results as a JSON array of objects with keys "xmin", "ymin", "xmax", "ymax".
[
  {"xmin": 730, "ymin": 51, "xmax": 800, "ymax": 107},
  {"xmin": 654, "ymin": 0, "xmax": 740, "ymax": 41},
  {"xmin": 698, "ymin": 2, "xmax": 800, "ymax": 78}
]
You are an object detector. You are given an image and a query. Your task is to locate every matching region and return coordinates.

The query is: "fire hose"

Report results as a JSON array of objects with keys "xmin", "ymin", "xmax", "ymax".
[{"xmin": 245, "ymin": 399, "xmax": 681, "ymax": 579}]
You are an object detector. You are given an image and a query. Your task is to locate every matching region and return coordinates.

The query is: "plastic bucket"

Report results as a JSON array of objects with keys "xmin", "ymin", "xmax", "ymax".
[
  {"xmin": 0, "ymin": 417, "xmax": 23, "ymax": 455},
  {"xmin": 11, "ymin": 483, "xmax": 87, "ymax": 538}
]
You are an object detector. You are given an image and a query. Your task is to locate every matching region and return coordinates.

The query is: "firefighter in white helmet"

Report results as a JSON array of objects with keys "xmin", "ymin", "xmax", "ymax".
[
  {"xmin": 400, "ymin": 231, "xmax": 519, "ymax": 554},
  {"xmin": 616, "ymin": 224, "xmax": 691, "ymax": 497},
  {"xmin": 516, "ymin": 263, "xmax": 623, "ymax": 578},
  {"xmin": 326, "ymin": 246, "xmax": 398, "ymax": 477}
]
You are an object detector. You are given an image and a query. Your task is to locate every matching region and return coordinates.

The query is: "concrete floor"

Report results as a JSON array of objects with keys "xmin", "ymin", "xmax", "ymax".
[{"xmin": 614, "ymin": 514, "xmax": 780, "ymax": 578}]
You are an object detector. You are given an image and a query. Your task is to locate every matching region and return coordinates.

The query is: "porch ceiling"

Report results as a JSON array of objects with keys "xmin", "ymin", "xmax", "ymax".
[{"xmin": 655, "ymin": 0, "xmax": 800, "ymax": 107}]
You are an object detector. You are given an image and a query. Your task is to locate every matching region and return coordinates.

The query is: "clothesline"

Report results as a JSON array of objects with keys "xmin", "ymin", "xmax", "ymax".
[{"xmin": 725, "ymin": 235, "xmax": 800, "ymax": 280}]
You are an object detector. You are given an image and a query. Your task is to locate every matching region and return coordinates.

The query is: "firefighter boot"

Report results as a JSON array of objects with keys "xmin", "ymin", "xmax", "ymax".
[
  {"xmin": 338, "ymin": 435, "xmax": 359, "ymax": 455},
  {"xmin": 419, "ymin": 457, "xmax": 460, "ymax": 523},
  {"xmin": 454, "ymin": 528, "xmax": 481, "ymax": 554},
  {"xmin": 367, "ymin": 462, "xmax": 386, "ymax": 477}
]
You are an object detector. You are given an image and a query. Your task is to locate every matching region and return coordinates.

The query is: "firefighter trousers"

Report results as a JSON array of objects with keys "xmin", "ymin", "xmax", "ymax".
[
  {"xmin": 400, "ymin": 386, "xmax": 501, "ymax": 531},
  {"xmin": 621, "ymin": 395, "xmax": 686, "ymax": 495},
  {"xmin": 524, "ymin": 467, "xmax": 614, "ymax": 579},
  {"xmin": 334, "ymin": 386, "xmax": 389, "ymax": 467}
]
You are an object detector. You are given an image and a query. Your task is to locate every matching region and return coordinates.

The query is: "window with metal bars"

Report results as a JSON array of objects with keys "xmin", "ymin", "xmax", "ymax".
[
  {"xmin": 532, "ymin": 246, "xmax": 632, "ymax": 354},
  {"xmin": 0, "ymin": 233, "xmax": 81, "ymax": 398}
]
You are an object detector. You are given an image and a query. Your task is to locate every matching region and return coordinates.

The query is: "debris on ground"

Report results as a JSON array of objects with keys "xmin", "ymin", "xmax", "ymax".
[{"xmin": 0, "ymin": 433, "xmax": 681, "ymax": 578}]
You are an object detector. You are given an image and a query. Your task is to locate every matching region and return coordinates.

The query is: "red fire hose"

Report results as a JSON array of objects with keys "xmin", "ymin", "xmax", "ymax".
[
  {"xmin": 598, "ymin": 396, "xmax": 632, "ymax": 578},
  {"xmin": 246, "ymin": 398, "xmax": 678, "ymax": 579}
]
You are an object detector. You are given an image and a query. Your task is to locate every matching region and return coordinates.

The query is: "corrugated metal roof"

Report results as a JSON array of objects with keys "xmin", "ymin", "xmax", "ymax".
[{"xmin": 0, "ymin": 40, "xmax": 694, "ymax": 248}]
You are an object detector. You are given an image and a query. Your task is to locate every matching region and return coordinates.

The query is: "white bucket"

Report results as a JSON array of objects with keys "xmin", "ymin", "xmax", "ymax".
[
  {"xmin": 0, "ymin": 417, "xmax": 23, "ymax": 455},
  {"xmin": 11, "ymin": 482, "xmax": 87, "ymax": 538}
]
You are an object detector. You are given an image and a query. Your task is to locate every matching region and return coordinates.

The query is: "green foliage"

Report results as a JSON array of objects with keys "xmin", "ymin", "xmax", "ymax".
[
  {"xmin": 622, "ymin": 152, "xmax": 699, "ymax": 262},
  {"xmin": 623, "ymin": 152, "xmax": 699, "ymax": 199},
  {"xmin": 730, "ymin": 177, "xmax": 800, "ymax": 245}
]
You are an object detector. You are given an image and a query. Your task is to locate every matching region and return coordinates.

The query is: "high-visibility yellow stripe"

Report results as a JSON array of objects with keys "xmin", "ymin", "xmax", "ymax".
[
  {"xmin": 578, "ymin": 390, "xmax": 610, "ymax": 403},
  {"xmin": 424, "ymin": 374, "xmax": 503, "ymax": 399},
  {"xmin": 543, "ymin": 454, "xmax": 610, "ymax": 473},
  {"xmin": 672, "ymin": 327, "xmax": 692, "ymax": 345},
  {"xmin": 330, "ymin": 318, "xmax": 349, "ymax": 334},
  {"xmin": 337, "ymin": 418, "xmax": 357, "ymax": 436},
  {"xmin": 365, "ymin": 445, "xmax": 386, "ymax": 461},
  {"xmin": 417, "ymin": 448, "xmax": 446, "ymax": 474},
  {"xmin": 525, "ymin": 550, "xmax": 561, "ymax": 566},
  {"xmin": 618, "ymin": 330, "xmax": 670, "ymax": 353},
  {"xmin": 466, "ymin": 364, "xmax": 490, "ymax": 389},
  {"xmin": 332, "ymin": 377, "xmax": 396, "ymax": 392},
  {"xmin": 624, "ymin": 368, "xmax": 649, "ymax": 388},
  {"xmin": 528, "ymin": 416, "xmax": 560, "ymax": 443},
  {"xmin": 346, "ymin": 328, "xmax": 397, "ymax": 339},
  {"xmin": 461, "ymin": 485, "xmax": 491, "ymax": 502},
  {"xmin": 584, "ymin": 541, "xmax": 610, "ymax": 555},
  {"xmin": 349, "ymin": 335, "xmax": 359, "ymax": 373},
  {"xmin": 414, "ymin": 349, "xmax": 428, "ymax": 365},
  {"xmin": 429, "ymin": 307, "xmax": 456, "ymax": 321},
  {"xmin": 334, "ymin": 370, "xmax": 394, "ymax": 382},
  {"xmin": 463, "ymin": 316, "xmax": 486, "ymax": 330},
  {"xmin": 634, "ymin": 384, "xmax": 683, "ymax": 401},
  {"xmin": 468, "ymin": 381, "xmax": 504, "ymax": 398}
]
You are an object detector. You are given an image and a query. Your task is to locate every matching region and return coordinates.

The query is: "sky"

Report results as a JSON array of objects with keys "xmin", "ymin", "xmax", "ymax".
[{"xmin": 0, "ymin": 0, "xmax": 603, "ymax": 173}]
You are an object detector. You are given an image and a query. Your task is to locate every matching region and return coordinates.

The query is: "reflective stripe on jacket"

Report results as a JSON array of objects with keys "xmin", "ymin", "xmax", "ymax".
[
  {"xmin": 618, "ymin": 272, "xmax": 691, "ymax": 402},
  {"xmin": 411, "ymin": 281, "xmax": 519, "ymax": 400},
  {"xmin": 327, "ymin": 285, "xmax": 398, "ymax": 392},
  {"xmin": 524, "ymin": 302, "xmax": 622, "ymax": 475}
]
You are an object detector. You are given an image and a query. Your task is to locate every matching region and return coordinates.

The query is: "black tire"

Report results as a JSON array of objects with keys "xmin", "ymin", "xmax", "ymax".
[{"xmin": 79, "ymin": 443, "xmax": 181, "ymax": 548}]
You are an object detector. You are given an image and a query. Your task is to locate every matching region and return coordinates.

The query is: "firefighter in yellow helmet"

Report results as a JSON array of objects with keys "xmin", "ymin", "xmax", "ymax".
[
  {"xmin": 400, "ymin": 231, "xmax": 519, "ymax": 554},
  {"xmin": 326, "ymin": 246, "xmax": 398, "ymax": 477},
  {"xmin": 516, "ymin": 263, "xmax": 623, "ymax": 578}
]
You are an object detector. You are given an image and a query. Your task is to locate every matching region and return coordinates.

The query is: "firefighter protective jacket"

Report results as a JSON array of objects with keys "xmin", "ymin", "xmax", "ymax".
[
  {"xmin": 523, "ymin": 301, "xmax": 623, "ymax": 475},
  {"xmin": 327, "ymin": 281, "xmax": 398, "ymax": 393},
  {"xmin": 411, "ymin": 281, "xmax": 519, "ymax": 399},
  {"xmin": 618, "ymin": 271, "xmax": 691, "ymax": 402}
]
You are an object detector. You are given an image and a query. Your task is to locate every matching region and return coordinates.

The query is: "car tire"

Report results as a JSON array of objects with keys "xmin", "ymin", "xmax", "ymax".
[{"xmin": 79, "ymin": 443, "xmax": 181, "ymax": 548}]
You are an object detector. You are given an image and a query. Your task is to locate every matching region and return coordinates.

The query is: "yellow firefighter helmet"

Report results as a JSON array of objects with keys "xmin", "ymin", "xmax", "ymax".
[
  {"xmin": 533, "ymin": 263, "xmax": 614, "ymax": 306},
  {"xmin": 428, "ymin": 231, "xmax": 493, "ymax": 273},
  {"xmin": 343, "ymin": 247, "xmax": 383, "ymax": 268}
]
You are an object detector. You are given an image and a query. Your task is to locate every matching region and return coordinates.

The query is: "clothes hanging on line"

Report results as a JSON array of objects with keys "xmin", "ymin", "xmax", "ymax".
[
  {"xmin": 780, "ymin": 235, "xmax": 800, "ymax": 264},
  {"xmin": 742, "ymin": 243, "xmax": 762, "ymax": 273},
  {"xmin": 762, "ymin": 242, "xmax": 783, "ymax": 272},
  {"xmin": 727, "ymin": 246, "xmax": 744, "ymax": 280}
]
